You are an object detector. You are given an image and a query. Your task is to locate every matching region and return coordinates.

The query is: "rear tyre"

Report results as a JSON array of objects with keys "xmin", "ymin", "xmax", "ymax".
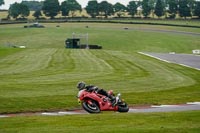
[
  {"xmin": 82, "ymin": 100, "xmax": 100, "ymax": 113},
  {"xmin": 117, "ymin": 102, "xmax": 129, "ymax": 112}
]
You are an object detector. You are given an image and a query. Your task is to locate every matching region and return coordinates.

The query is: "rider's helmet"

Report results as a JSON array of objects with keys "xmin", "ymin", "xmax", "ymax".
[{"xmin": 77, "ymin": 81, "xmax": 86, "ymax": 90}]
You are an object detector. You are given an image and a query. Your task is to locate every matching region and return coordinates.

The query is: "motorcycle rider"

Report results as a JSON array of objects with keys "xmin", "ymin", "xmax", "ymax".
[{"xmin": 77, "ymin": 81, "xmax": 117, "ymax": 106}]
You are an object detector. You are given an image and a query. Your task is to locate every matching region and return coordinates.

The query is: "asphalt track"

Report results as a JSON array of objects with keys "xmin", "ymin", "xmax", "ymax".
[
  {"xmin": 0, "ymin": 102, "xmax": 200, "ymax": 118},
  {"xmin": 127, "ymin": 27, "xmax": 200, "ymax": 36},
  {"xmin": 139, "ymin": 52, "xmax": 200, "ymax": 71}
]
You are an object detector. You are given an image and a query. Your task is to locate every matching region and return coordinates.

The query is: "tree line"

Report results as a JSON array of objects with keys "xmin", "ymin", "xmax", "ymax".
[{"xmin": 1, "ymin": 0, "xmax": 200, "ymax": 20}]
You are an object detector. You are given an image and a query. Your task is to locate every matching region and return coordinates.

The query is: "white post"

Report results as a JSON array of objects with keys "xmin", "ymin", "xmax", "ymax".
[
  {"xmin": 72, "ymin": 32, "xmax": 75, "ymax": 39},
  {"xmin": 86, "ymin": 33, "xmax": 89, "ymax": 49}
]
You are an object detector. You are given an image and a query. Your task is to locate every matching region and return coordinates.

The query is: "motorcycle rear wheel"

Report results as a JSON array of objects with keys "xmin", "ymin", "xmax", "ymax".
[{"xmin": 82, "ymin": 100, "xmax": 100, "ymax": 113}]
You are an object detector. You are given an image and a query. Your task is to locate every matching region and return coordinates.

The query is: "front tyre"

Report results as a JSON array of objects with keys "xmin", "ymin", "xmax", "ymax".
[
  {"xmin": 117, "ymin": 102, "xmax": 129, "ymax": 112},
  {"xmin": 82, "ymin": 100, "xmax": 100, "ymax": 113}
]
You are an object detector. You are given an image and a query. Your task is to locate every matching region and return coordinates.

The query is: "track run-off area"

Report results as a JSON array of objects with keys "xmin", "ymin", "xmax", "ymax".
[
  {"xmin": 0, "ymin": 23, "xmax": 200, "ymax": 120},
  {"xmin": 0, "ymin": 102, "xmax": 200, "ymax": 118},
  {"xmin": 1, "ymin": 51, "xmax": 200, "ymax": 118}
]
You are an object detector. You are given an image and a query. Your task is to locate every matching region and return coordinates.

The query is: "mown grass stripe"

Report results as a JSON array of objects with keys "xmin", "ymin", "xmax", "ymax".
[{"xmin": 0, "ymin": 23, "xmax": 199, "ymax": 114}]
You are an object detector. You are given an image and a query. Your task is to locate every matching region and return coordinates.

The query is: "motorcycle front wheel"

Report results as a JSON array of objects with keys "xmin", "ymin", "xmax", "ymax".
[
  {"xmin": 117, "ymin": 102, "xmax": 129, "ymax": 112},
  {"xmin": 82, "ymin": 100, "xmax": 100, "ymax": 113}
]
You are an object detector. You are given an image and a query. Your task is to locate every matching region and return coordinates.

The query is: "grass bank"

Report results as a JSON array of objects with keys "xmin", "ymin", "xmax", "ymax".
[
  {"xmin": 0, "ymin": 23, "xmax": 200, "ymax": 114},
  {"xmin": 0, "ymin": 111, "xmax": 200, "ymax": 133},
  {"xmin": 0, "ymin": 22, "xmax": 200, "ymax": 133}
]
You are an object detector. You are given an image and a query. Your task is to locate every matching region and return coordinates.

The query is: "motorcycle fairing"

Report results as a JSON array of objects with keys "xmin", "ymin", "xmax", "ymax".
[{"xmin": 78, "ymin": 90, "xmax": 118, "ymax": 111}]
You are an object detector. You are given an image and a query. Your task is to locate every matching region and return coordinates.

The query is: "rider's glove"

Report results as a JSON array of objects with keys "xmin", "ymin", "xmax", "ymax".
[{"xmin": 92, "ymin": 86, "xmax": 98, "ymax": 91}]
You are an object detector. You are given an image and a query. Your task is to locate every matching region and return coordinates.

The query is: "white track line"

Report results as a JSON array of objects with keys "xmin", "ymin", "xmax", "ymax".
[
  {"xmin": 187, "ymin": 102, "xmax": 200, "ymax": 105},
  {"xmin": 179, "ymin": 63, "xmax": 200, "ymax": 71},
  {"xmin": 151, "ymin": 105, "xmax": 181, "ymax": 108},
  {"xmin": 41, "ymin": 112, "xmax": 62, "ymax": 116},
  {"xmin": 138, "ymin": 52, "xmax": 200, "ymax": 71},
  {"xmin": 58, "ymin": 111, "xmax": 88, "ymax": 115},
  {"xmin": 0, "ymin": 115, "xmax": 9, "ymax": 118},
  {"xmin": 1, "ymin": 102, "xmax": 200, "ymax": 118},
  {"xmin": 138, "ymin": 52, "xmax": 171, "ymax": 63},
  {"xmin": 41, "ymin": 111, "xmax": 88, "ymax": 116}
]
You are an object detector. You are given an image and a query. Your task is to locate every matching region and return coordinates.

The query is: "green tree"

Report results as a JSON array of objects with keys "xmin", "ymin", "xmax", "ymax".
[
  {"xmin": 113, "ymin": 2, "xmax": 127, "ymax": 17},
  {"xmin": 61, "ymin": 0, "xmax": 81, "ymax": 17},
  {"xmin": 42, "ymin": 0, "xmax": 60, "ymax": 19},
  {"xmin": 154, "ymin": 0, "xmax": 164, "ymax": 18},
  {"xmin": 194, "ymin": 1, "xmax": 200, "ymax": 18},
  {"xmin": 179, "ymin": 0, "xmax": 191, "ymax": 19},
  {"xmin": 9, "ymin": 2, "xmax": 20, "ymax": 19},
  {"xmin": 0, "ymin": 0, "xmax": 4, "ymax": 6},
  {"xmin": 167, "ymin": 0, "xmax": 178, "ymax": 18},
  {"xmin": 61, "ymin": 1, "xmax": 69, "ymax": 17},
  {"xmin": 127, "ymin": 1, "xmax": 138, "ymax": 18},
  {"xmin": 142, "ymin": 0, "xmax": 151, "ymax": 17},
  {"xmin": 33, "ymin": 10, "xmax": 42, "ymax": 19},
  {"xmin": 188, "ymin": 0, "xmax": 196, "ymax": 13},
  {"xmin": 85, "ymin": 0, "xmax": 99, "ymax": 18},
  {"xmin": 20, "ymin": 3, "xmax": 30, "ymax": 18},
  {"xmin": 148, "ymin": 0, "xmax": 157, "ymax": 18},
  {"xmin": 21, "ymin": 1, "xmax": 43, "ymax": 11},
  {"xmin": 8, "ymin": 2, "xmax": 30, "ymax": 19},
  {"xmin": 98, "ymin": 1, "xmax": 114, "ymax": 18}
]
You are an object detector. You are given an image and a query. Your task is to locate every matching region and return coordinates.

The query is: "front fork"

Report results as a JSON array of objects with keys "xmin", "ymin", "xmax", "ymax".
[{"xmin": 77, "ymin": 98, "xmax": 81, "ymax": 104}]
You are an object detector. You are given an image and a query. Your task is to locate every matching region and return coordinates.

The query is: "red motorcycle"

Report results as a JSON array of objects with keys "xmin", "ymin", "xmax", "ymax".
[{"xmin": 77, "ymin": 89, "xmax": 129, "ymax": 113}]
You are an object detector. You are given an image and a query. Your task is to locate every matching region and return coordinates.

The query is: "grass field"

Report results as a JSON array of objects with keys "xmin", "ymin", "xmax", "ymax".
[
  {"xmin": 0, "ymin": 111, "xmax": 200, "ymax": 133},
  {"xmin": 0, "ymin": 22, "xmax": 200, "ymax": 132}
]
